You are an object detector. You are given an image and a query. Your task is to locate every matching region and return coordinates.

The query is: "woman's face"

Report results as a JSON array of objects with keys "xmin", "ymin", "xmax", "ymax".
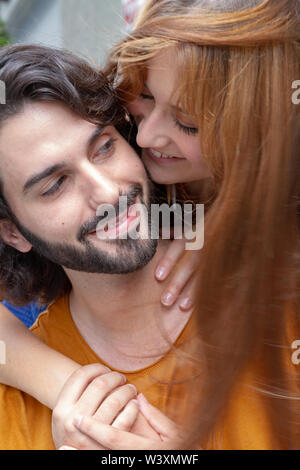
[{"xmin": 127, "ymin": 48, "xmax": 212, "ymax": 187}]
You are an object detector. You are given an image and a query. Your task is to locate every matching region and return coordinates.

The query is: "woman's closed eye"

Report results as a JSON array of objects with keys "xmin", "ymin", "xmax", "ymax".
[
  {"xmin": 173, "ymin": 117, "xmax": 198, "ymax": 136},
  {"xmin": 139, "ymin": 90, "xmax": 198, "ymax": 135},
  {"xmin": 139, "ymin": 92, "xmax": 154, "ymax": 100}
]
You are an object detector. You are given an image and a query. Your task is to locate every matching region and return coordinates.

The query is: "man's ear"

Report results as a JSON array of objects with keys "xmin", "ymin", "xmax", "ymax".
[{"xmin": 0, "ymin": 219, "xmax": 32, "ymax": 253}]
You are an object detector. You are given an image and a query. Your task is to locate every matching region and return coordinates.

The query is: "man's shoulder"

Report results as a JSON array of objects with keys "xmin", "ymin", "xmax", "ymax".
[
  {"xmin": 28, "ymin": 293, "xmax": 99, "ymax": 366},
  {"xmin": 29, "ymin": 294, "xmax": 70, "ymax": 341},
  {"xmin": 0, "ymin": 294, "xmax": 70, "ymax": 449}
]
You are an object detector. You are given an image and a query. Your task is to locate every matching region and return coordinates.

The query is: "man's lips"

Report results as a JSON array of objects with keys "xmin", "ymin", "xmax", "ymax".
[{"xmin": 88, "ymin": 200, "xmax": 141, "ymax": 238}]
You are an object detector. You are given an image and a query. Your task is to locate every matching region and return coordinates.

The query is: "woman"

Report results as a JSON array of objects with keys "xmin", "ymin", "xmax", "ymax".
[
  {"xmin": 1, "ymin": 0, "xmax": 299, "ymax": 449},
  {"xmin": 65, "ymin": 0, "xmax": 300, "ymax": 449}
]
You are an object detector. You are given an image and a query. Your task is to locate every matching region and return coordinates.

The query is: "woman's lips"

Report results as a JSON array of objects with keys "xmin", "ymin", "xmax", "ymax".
[{"xmin": 145, "ymin": 148, "xmax": 185, "ymax": 164}]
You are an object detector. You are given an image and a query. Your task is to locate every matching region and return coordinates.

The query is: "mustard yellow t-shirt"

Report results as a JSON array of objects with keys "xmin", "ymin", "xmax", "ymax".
[
  {"xmin": 0, "ymin": 294, "xmax": 298, "ymax": 449},
  {"xmin": 0, "ymin": 295, "xmax": 200, "ymax": 450}
]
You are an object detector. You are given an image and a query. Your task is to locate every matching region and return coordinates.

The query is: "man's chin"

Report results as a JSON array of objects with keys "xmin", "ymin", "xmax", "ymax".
[{"xmin": 62, "ymin": 237, "xmax": 158, "ymax": 275}]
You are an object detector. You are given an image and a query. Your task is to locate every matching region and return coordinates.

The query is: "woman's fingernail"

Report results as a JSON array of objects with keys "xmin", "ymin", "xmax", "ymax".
[
  {"xmin": 161, "ymin": 292, "xmax": 174, "ymax": 306},
  {"xmin": 156, "ymin": 267, "xmax": 166, "ymax": 280},
  {"xmin": 137, "ymin": 393, "xmax": 148, "ymax": 404},
  {"xmin": 73, "ymin": 415, "xmax": 84, "ymax": 428},
  {"xmin": 180, "ymin": 297, "xmax": 192, "ymax": 310},
  {"xmin": 128, "ymin": 383, "xmax": 137, "ymax": 393},
  {"xmin": 117, "ymin": 374, "xmax": 127, "ymax": 384}
]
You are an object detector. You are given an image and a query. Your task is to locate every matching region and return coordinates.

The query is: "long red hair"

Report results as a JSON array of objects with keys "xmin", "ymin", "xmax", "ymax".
[{"xmin": 107, "ymin": 0, "xmax": 300, "ymax": 448}]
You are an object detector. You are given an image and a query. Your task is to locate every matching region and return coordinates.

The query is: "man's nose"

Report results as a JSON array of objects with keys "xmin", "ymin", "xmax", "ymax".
[
  {"xmin": 136, "ymin": 109, "xmax": 170, "ymax": 149},
  {"xmin": 81, "ymin": 162, "xmax": 120, "ymax": 210}
]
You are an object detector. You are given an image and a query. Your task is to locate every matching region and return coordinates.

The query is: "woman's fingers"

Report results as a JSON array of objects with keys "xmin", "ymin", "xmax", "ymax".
[
  {"xmin": 60, "ymin": 382, "xmax": 138, "ymax": 449},
  {"xmin": 154, "ymin": 237, "xmax": 200, "ymax": 308},
  {"xmin": 71, "ymin": 395, "xmax": 183, "ymax": 450},
  {"xmin": 58, "ymin": 430, "xmax": 106, "ymax": 450},
  {"xmin": 155, "ymin": 239, "xmax": 186, "ymax": 282},
  {"xmin": 74, "ymin": 416, "xmax": 179, "ymax": 450},
  {"xmin": 59, "ymin": 446, "xmax": 78, "ymax": 450},
  {"xmin": 130, "ymin": 410, "xmax": 161, "ymax": 438},
  {"xmin": 76, "ymin": 372, "xmax": 127, "ymax": 416},
  {"xmin": 52, "ymin": 365, "xmax": 128, "ymax": 449},
  {"xmin": 112, "ymin": 399, "xmax": 139, "ymax": 431},
  {"xmin": 178, "ymin": 277, "xmax": 198, "ymax": 312},
  {"xmin": 54, "ymin": 363, "xmax": 111, "ymax": 407},
  {"xmin": 137, "ymin": 394, "xmax": 181, "ymax": 440},
  {"xmin": 160, "ymin": 252, "xmax": 200, "ymax": 308},
  {"xmin": 53, "ymin": 406, "xmax": 108, "ymax": 450},
  {"xmin": 74, "ymin": 416, "xmax": 158, "ymax": 450},
  {"xmin": 93, "ymin": 383, "xmax": 137, "ymax": 424}
]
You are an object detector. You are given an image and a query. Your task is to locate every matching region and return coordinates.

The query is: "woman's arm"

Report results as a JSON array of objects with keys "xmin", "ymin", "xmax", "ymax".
[
  {"xmin": 0, "ymin": 240, "xmax": 199, "ymax": 411},
  {"xmin": 0, "ymin": 303, "xmax": 81, "ymax": 409},
  {"xmin": 0, "ymin": 307, "xmax": 158, "ymax": 447}
]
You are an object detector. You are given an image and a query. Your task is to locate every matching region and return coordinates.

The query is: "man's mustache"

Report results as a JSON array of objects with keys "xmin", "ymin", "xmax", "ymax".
[{"xmin": 77, "ymin": 184, "xmax": 143, "ymax": 241}]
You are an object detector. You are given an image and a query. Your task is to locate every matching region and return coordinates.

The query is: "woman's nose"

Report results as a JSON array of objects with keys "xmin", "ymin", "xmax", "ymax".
[{"xmin": 135, "ymin": 110, "xmax": 171, "ymax": 150}]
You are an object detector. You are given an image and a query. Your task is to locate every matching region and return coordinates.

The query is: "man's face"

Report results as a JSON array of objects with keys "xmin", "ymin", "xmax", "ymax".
[{"xmin": 0, "ymin": 101, "xmax": 157, "ymax": 274}]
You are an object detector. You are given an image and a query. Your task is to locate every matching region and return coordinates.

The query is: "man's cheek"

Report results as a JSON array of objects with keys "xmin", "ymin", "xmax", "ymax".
[{"xmin": 25, "ymin": 216, "xmax": 67, "ymax": 241}]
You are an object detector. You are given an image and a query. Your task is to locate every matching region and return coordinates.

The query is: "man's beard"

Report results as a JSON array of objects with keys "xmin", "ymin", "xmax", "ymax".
[{"xmin": 12, "ymin": 179, "xmax": 159, "ymax": 275}]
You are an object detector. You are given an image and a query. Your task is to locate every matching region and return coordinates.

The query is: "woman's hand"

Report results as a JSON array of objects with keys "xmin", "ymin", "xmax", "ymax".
[
  {"xmin": 66, "ymin": 393, "xmax": 185, "ymax": 450},
  {"xmin": 52, "ymin": 364, "xmax": 139, "ymax": 450},
  {"xmin": 155, "ymin": 239, "xmax": 200, "ymax": 311}
]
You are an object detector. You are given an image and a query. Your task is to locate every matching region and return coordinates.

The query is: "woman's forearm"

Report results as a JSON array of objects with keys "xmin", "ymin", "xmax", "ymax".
[{"xmin": 0, "ymin": 303, "xmax": 81, "ymax": 409}]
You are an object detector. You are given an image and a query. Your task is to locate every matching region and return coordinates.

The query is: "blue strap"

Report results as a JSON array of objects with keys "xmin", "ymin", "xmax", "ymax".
[{"xmin": 2, "ymin": 301, "xmax": 46, "ymax": 328}]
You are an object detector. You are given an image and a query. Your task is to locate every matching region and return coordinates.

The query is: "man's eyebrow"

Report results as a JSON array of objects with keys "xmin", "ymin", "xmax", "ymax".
[
  {"xmin": 87, "ymin": 126, "xmax": 104, "ymax": 152},
  {"xmin": 22, "ymin": 127, "xmax": 105, "ymax": 195},
  {"xmin": 23, "ymin": 163, "xmax": 66, "ymax": 195}
]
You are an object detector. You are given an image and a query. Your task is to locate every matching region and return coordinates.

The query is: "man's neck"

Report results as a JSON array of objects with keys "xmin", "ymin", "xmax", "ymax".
[{"xmin": 65, "ymin": 241, "xmax": 191, "ymax": 371}]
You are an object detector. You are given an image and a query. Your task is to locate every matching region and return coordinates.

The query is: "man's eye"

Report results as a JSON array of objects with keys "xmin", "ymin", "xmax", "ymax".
[
  {"xmin": 95, "ymin": 137, "xmax": 117, "ymax": 157},
  {"xmin": 42, "ymin": 176, "xmax": 66, "ymax": 197}
]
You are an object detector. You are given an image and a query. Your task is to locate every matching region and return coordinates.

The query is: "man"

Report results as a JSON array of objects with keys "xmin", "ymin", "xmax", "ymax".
[
  {"xmin": 0, "ymin": 0, "xmax": 148, "ymax": 330},
  {"xmin": 0, "ymin": 44, "xmax": 196, "ymax": 449}
]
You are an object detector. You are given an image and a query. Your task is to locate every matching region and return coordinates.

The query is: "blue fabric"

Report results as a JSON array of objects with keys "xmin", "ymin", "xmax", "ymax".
[{"xmin": 2, "ymin": 301, "xmax": 46, "ymax": 328}]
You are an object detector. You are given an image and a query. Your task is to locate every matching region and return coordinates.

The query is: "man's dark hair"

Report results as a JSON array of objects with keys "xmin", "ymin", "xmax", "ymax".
[{"xmin": 0, "ymin": 43, "xmax": 132, "ymax": 306}]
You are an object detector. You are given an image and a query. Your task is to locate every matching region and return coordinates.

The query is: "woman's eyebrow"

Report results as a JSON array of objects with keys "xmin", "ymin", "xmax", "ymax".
[{"xmin": 144, "ymin": 82, "xmax": 183, "ymax": 113}]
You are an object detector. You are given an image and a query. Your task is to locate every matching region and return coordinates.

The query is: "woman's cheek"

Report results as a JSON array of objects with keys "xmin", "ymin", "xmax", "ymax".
[{"xmin": 127, "ymin": 99, "xmax": 140, "ymax": 116}]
